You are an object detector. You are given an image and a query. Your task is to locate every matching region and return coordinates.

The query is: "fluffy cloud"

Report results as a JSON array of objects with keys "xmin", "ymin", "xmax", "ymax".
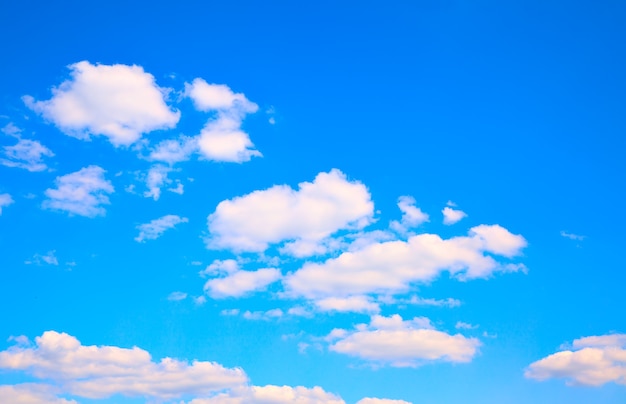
[
  {"xmin": 389, "ymin": 196, "xmax": 429, "ymax": 233},
  {"xmin": 24, "ymin": 61, "xmax": 180, "ymax": 146},
  {"xmin": 0, "ymin": 384, "xmax": 77, "ymax": 404},
  {"xmin": 1, "ymin": 138, "xmax": 54, "ymax": 171},
  {"xmin": 135, "ymin": 214, "xmax": 188, "ymax": 242},
  {"xmin": 0, "ymin": 331, "xmax": 247, "ymax": 400},
  {"xmin": 328, "ymin": 314, "xmax": 480, "ymax": 367},
  {"xmin": 204, "ymin": 268, "xmax": 281, "ymax": 299},
  {"xmin": 0, "ymin": 193, "xmax": 13, "ymax": 214},
  {"xmin": 442, "ymin": 206, "xmax": 467, "ymax": 225},
  {"xmin": 186, "ymin": 79, "xmax": 261, "ymax": 163},
  {"xmin": 189, "ymin": 384, "xmax": 345, "ymax": 404},
  {"xmin": 525, "ymin": 333, "xmax": 626, "ymax": 386},
  {"xmin": 43, "ymin": 166, "xmax": 114, "ymax": 217},
  {"xmin": 207, "ymin": 169, "xmax": 374, "ymax": 255},
  {"xmin": 284, "ymin": 224, "xmax": 527, "ymax": 300}
]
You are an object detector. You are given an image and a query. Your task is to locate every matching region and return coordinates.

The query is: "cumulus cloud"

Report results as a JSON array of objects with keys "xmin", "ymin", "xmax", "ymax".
[
  {"xmin": 207, "ymin": 169, "xmax": 374, "ymax": 255},
  {"xmin": 525, "ymin": 333, "xmax": 626, "ymax": 386},
  {"xmin": 24, "ymin": 61, "xmax": 180, "ymax": 146},
  {"xmin": 135, "ymin": 214, "xmax": 188, "ymax": 242},
  {"xmin": 284, "ymin": 224, "xmax": 527, "ymax": 300},
  {"xmin": 0, "ymin": 331, "xmax": 247, "ymax": 400},
  {"xmin": 442, "ymin": 206, "xmax": 467, "ymax": 225},
  {"xmin": 389, "ymin": 196, "xmax": 429, "ymax": 233},
  {"xmin": 204, "ymin": 268, "xmax": 281, "ymax": 299},
  {"xmin": 1, "ymin": 138, "xmax": 54, "ymax": 171},
  {"xmin": 328, "ymin": 314, "xmax": 480, "ymax": 367},
  {"xmin": 42, "ymin": 166, "xmax": 114, "ymax": 217},
  {"xmin": 0, "ymin": 193, "xmax": 14, "ymax": 215},
  {"xmin": 188, "ymin": 384, "xmax": 345, "ymax": 404},
  {"xmin": 0, "ymin": 384, "xmax": 77, "ymax": 404},
  {"xmin": 185, "ymin": 79, "xmax": 261, "ymax": 163}
]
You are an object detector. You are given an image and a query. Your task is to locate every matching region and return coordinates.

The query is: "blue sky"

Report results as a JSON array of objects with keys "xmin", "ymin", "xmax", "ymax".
[{"xmin": 0, "ymin": 1, "xmax": 625, "ymax": 403}]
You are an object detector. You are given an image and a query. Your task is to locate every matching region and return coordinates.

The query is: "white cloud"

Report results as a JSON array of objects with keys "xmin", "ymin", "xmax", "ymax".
[
  {"xmin": 1, "ymin": 138, "xmax": 54, "ymax": 172},
  {"xmin": 204, "ymin": 268, "xmax": 281, "ymax": 299},
  {"xmin": 357, "ymin": 399, "xmax": 412, "ymax": 404},
  {"xmin": 390, "ymin": 196, "xmax": 429, "ymax": 233},
  {"xmin": 0, "ymin": 193, "xmax": 14, "ymax": 215},
  {"xmin": 185, "ymin": 79, "xmax": 261, "ymax": 163},
  {"xmin": 168, "ymin": 291, "xmax": 188, "ymax": 301},
  {"xmin": 328, "ymin": 314, "xmax": 481, "ymax": 367},
  {"xmin": 207, "ymin": 169, "xmax": 374, "ymax": 255},
  {"xmin": 242, "ymin": 309, "xmax": 284, "ymax": 321},
  {"xmin": 188, "ymin": 384, "xmax": 345, "ymax": 404},
  {"xmin": 25, "ymin": 251, "xmax": 59, "ymax": 266},
  {"xmin": 406, "ymin": 296, "xmax": 461, "ymax": 308},
  {"xmin": 0, "ymin": 384, "xmax": 77, "ymax": 404},
  {"xmin": 525, "ymin": 333, "xmax": 626, "ymax": 386},
  {"xmin": 24, "ymin": 61, "xmax": 180, "ymax": 146},
  {"xmin": 455, "ymin": 321, "xmax": 478, "ymax": 330},
  {"xmin": 560, "ymin": 231, "xmax": 585, "ymax": 241},
  {"xmin": 0, "ymin": 331, "xmax": 247, "ymax": 400},
  {"xmin": 442, "ymin": 206, "xmax": 467, "ymax": 225},
  {"xmin": 148, "ymin": 135, "xmax": 197, "ymax": 165},
  {"xmin": 1, "ymin": 122, "xmax": 22, "ymax": 137},
  {"xmin": 135, "ymin": 214, "xmax": 188, "ymax": 242},
  {"xmin": 201, "ymin": 259, "xmax": 241, "ymax": 276},
  {"xmin": 284, "ymin": 224, "xmax": 527, "ymax": 300},
  {"xmin": 314, "ymin": 296, "xmax": 380, "ymax": 314},
  {"xmin": 43, "ymin": 166, "xmax": 114, "ymax": 217},
  {"xmin": 143, "ymin": 164, "xmax": 183, "ymax": 200}
]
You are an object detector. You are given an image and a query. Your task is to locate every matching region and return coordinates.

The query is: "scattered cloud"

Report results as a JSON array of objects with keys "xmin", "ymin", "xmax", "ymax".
[
  {"xmin": 24, "ymin": 61, "xmax": 180, "ymax": 146},
  {"xmin": 390, "ymin": 196, "xmax": 429, "ymax": 233},
  {"xmin": 525, "ymin": 333, "xmax": 626, "ymax": 386},
  {"xmin": 207, "ymin": 169, "xmax": 374, "ymax": 255},
  {"xmin": 0, "ymin": 193, "xmax": 13, "ymax": 215},
  {"xmin": 143, "ymin": 164, "xmax": 183, "ymax": 200},
  {"xmin": 1, "ymin": 122, "xmax": 22, "ymax": 137},
  {"xmin": 204, "ymin": 267, "xmax": 281, "ymax": 299},
  {"xmin": 42, "ymin": 166, "xmax": 114, "ymax": 217},
  {"xmin": 1, "ymin": 138, "xmax": 54, "ymax": 172},
  {"xmin": 242, "ymin": 309, "xmax": 284, "ymax": 321},
  {"xmin": 0, "ymin": 331, "xmax": 247, "ymax": 400},
  {"xmin": 25, "ymin": 251, "xmax": 59, "ymax": 266},
  {"xmin": 404, "ymin": 296, "xmax": 461, "ymax": 308},
  {"xmin": 327, "ymin": 314, "xmax": 481, "ymax": 367},
  {"xmin": 284, "ymin": 224, "xmax": 527, "ymax": 300},
  {"xmin": 167, "ymin": 291, "xmax": 188, "ymax": 301},
  {"xmin": 357, "ymin": 399, "xmax": 412, "ymax": 404},
  {"xmin": 560, "ymin": 231, "xmax": 585, "ymax": 241},
  {"xmin": 314, "ymin": 296, "xmax": 380, "ymax": 314},
  {"xmin": 135, "ymin": 214, "xmax": 188, "ymax": 242},
  {"xmin": 442, "ymin": 206, "xmax": 467, "ymax": 225},
  {"xmin": 455, "ymin": 321, "xmax": 478, "ymax": 330},
  {"xmin": 185, "ymin": 79, "xmax": 261, "ymax": 163}
]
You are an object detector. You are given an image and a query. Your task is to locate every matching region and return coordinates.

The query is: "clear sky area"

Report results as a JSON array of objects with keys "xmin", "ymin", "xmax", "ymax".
[{"xmin": 0, "ymin": 1, "xmax": 625, "ymax": 403}]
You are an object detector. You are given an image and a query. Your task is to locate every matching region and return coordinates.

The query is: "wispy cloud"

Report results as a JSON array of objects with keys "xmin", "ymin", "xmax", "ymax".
[
  {"xmin": 135, "ymin": 215, "xmax": 188, "ymax": 242},
  {"xmin": 43, "ymin": 166, "xmax": 114, "ymax": 217},
  {"xmin": 560, "ymin": 231, "xmax": 585, "ymax": 241},
  {"xmin": 0, "ymin": 193, "xmax": 14, "ymax": 215},
  {"xmin": 1, "ymin": 136, "xmax": 54, "ymax": 172}
]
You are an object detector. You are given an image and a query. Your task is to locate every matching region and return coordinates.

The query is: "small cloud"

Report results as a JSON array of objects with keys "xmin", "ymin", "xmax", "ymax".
[
  {"xmin": 25, "ymin": 251, "xmax": 59, "ymax": 266},
  {"xmin": 0, "ymin": 193, "xmax": 14, "ymax": 215},
  {"xmin": 1, "ymin": 122, "xmax": 22, "ymax": 137},
  {"xmin": 43, "ymin": 166, "xmax": 114, "ymax": 217},
  {"xmin": 442, "ymin": 206, "xmax": 467, "ymax": 225},
  {"xmin": 242, "ymin": 308, "xmax": 284, "ymax": 321},
  {"xmin": 135, "ymin": 215, "xmax": 188, "ymax": 243},
  {"xmin": 560, "ymin": 231, "xmax": 585, "ymax": 241},
  {"xmin": 455, "ymin": 321, "xmax": 478, "ymax": 330},
  {"xmin": 1, "ymin": 138, "xmax": 54, "ymax": 172},
  {"xmin": 268, "ymin": 117, "xmax": 276, "ymax": 125},
  {"xmin": 194, "ymin": 296, "xmax": 207, "ymax": 305},
  {"xmin": 390, "ymin": 196, "xmax": 429, "ymax": 234},
  {"xmin": 167, "ymin": 291, "xmax": 187, "ymax": 301}
]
